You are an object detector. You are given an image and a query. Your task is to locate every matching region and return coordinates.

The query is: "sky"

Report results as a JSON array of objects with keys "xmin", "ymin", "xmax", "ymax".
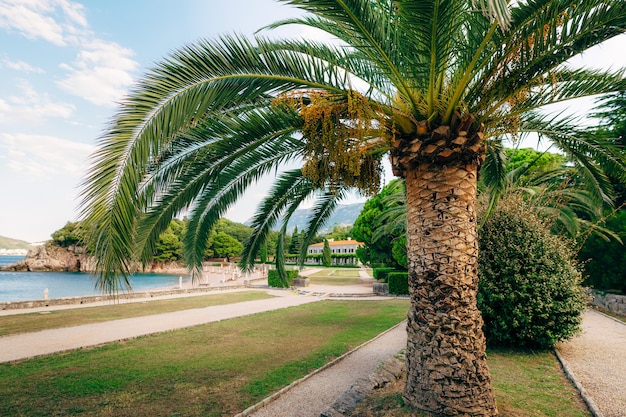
[
  {"xmin": 0, "ymin": 0, "xmax": 309, "ymax": 242},
  {"xmin": 0, "ymin": 0, "xmax": 625, "ymax": 243}
]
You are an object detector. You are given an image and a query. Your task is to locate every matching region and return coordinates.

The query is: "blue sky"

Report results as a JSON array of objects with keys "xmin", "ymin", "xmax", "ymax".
[
  {"xmin": 0, "ymin": 0, "xmax": 308, "ymax": 242},
  {"xmin": 0, "ymin": 1, "xmax": 625, "ymax": 243}
]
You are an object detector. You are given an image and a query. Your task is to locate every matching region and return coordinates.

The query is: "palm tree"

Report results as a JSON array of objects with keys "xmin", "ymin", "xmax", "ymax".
[{"xmin": 80, "ymin": 1, "xmax": 626, "ymax": 415}]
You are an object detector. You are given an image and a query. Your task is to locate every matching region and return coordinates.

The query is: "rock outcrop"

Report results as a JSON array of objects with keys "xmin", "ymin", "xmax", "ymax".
[
  {"xmin": 0, "ymin": 244, "xmax": 93, "ymax": 272},
  {"xmin": 0, "ymin": 244, "xmax": 188, "ymax": 274},
  {"xmin": 591, "ymin": 290, "xmax": 626, "ymax": 317}
]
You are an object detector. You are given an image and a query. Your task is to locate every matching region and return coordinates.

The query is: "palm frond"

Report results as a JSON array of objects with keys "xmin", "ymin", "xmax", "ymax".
[
  {"xmin": 273, "ymin": 0, "xmax": 418, "ymax": 111},
  {"xmin": 475, "ymin": 0, "xmax": 626, "ymax": 116},
  {"xmin": 472, "ymin": 0, "xmax": 512, "ymax": 29},
  {"xmin": 372, "ymin": 179, "xmax": 407, "ymax": 242},
  {"xmin": 79, "ymin": 33, "xmax": 356, "ymax": 288},
  {"xmin": 398, "ymin": 0, "xmax": 481, "ymax": 119},
  {"xmin": 134, "ymin": 106, "xmax": 304, "ymax": 268},
  {"xmin": 518, "ymin": 112, "xmax": 626, "ymax": 204},
  {"xmin": 240, "ymin": 170, "xmax": 313, "ymax": 270},
  {"xmin": 479, "ymin": 140, "xmax": 509, "ymax": 225}
]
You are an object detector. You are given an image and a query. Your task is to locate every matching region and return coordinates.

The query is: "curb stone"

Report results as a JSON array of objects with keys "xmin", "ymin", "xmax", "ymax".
[
  {"xmin": 234, "ymin": 321, "xmax": 407, "ymax": 417},
  {"xmin": 554, "ymin": 349, "xmax": 604, "ymax": 417}
]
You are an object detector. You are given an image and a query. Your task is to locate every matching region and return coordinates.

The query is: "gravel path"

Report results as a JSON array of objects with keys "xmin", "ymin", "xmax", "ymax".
[
  {"xmin": 556, "ymin": 310, "xmax": 626, "ymax": 417},
  {"xmin": 242, "ymin": 322, "xmax": 407, "ymax": 417}
]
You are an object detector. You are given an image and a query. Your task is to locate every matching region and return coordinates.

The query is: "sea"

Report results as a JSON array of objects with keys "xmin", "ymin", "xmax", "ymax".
[{"xmin": 0, "ymin": 255, "xmax": 187, "ymax": 302}]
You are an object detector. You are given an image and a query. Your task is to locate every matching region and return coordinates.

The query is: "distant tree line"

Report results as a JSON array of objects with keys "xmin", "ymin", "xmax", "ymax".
[
  {"xmin": 51, "ymin": 218, "xmax": 254, "ymax": 262},
  {"xmin": 50, "ymin": 218, "xmax": 355, "ymax": 265}
]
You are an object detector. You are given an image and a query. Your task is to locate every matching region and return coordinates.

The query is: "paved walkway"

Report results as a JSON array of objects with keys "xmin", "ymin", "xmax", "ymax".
[
  {"xmin": 556, "ymin": 310, "xmax": 626, "ymax": 417},
  {"xmin": 0, "ymin": 289, "xmax": 324, "ymax": 363}
]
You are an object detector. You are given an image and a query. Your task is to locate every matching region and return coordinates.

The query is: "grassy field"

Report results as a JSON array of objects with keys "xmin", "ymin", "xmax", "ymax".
[
  {"xmin": 306, "ymin": 267, "xmax": 364, "ymax": 285},
  {"xmin": 488, "ymin": 349, "xmax": 590, "ymax": 416},
  {"xmin": 0, "ymin": 299, "xmax": 409, "ymax": 417},
  {"xmin": 0, "ymin": 287, "xmax": 591, "ymax": 417},
  {"xmin": 0, "ymin": 291, "xmax": 273, "ymax": 336},
  {"xmin": 353, "ymin": 348, "xmax": 590, "ymax": 417}
]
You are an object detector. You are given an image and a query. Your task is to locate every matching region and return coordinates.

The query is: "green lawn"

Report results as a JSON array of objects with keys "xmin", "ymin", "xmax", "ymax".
[
  {"xmin": 0, "ymin": 290, "xmax": 591, "ymax": 417},
  {"xmin": 0, "ymin": 299, "xmax": 409, "ymax": 417},
  {"xmin": 306, "ymin": 267, "xmax": 364, "ymax": 285}
]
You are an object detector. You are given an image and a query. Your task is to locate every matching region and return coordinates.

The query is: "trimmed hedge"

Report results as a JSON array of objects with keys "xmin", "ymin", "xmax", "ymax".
[
  {"xmin": 267, "ymin": 269, "xmax": 299, "ymax": 288},
  {"xmin": 373, "ymin": 267, "xmax": 396, "ymax": 282},
  {"xmin": 388, "ymin": 272, "xmax": 409, "ymax": 295}
]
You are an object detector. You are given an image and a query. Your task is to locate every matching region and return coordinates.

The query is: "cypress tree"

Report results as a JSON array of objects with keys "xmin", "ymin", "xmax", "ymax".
[{"xmin": 322, "ymin": 239, "xmax": 332, "ymax": 267}]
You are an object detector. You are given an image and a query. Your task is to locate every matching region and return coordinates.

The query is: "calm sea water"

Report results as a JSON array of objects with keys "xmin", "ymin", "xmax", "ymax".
[{"xmin": 0, "ymin": 255, "xmax": 187, "ymax": 302}]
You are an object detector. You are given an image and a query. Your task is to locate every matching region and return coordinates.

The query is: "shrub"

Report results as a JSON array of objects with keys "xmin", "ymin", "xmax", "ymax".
[
  {"xmin": 373, "ymin": 267, "xmax": 396, "ymax": 282},
  {"xmin": 388, "ymin": 272, "xmax": 409, "ymax": 295},
  {"xmin": 51, "ymin": 221, "xmax": 87, "ymax": 248},
  {"xmin": 267, "ymin": 269, "xmax": 299, "ymax": 288},
  {"xmin": 478, "ymin": 197, "xmax": 586, "ymax": 349}
]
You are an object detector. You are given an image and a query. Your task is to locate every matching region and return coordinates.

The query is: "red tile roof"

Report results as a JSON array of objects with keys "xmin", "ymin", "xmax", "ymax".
[{"xmin": 308, "ymin": 239, "xmax": 363, "ymax": 247}]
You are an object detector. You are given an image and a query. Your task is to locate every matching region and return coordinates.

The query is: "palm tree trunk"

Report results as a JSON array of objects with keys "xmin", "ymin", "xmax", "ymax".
[{"xmin": 403, "ymin": 161, "xmax": 498, "ymax": 416}]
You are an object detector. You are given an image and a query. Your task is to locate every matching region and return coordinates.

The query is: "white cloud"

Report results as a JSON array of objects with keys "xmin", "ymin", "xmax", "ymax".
[
  {"xmin": 0, "ymin": 79, "xmax": 74, "ymax": 125},
  {"xmin": 0, "ymin": 133, "xmax": 94, "ymax": 178},
  {"xmin": 0, "ymin": 0, "xmax": 140, "ymax": 107},
  {"xmin": 0, "ymin": 0, "xmax": 87, "ymax": 46},
  {"xmin": 56, "ymin": 0, "xmax": 87, "ymax": 28},
  {"xmin": 2, "ymin": 57, "xmax": 45, "ymax": 73},
  {"xmin": 57, "ymin": 38, "xmax": 138, "ymax": 106}
]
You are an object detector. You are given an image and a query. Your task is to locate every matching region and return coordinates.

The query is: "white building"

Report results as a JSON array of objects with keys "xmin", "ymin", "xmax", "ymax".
[{"xmin": 306, "ymin": 238, "xmax": 363, "ymax": 265}]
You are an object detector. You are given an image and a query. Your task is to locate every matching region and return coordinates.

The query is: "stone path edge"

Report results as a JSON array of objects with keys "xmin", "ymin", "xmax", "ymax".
[
  {"xmin": 554, "ymin": 349, "xmax": 603, "ymax": 417},
  {"xmin": 234, "ymin": 320, "xmax": 407, "ymax": 417}
]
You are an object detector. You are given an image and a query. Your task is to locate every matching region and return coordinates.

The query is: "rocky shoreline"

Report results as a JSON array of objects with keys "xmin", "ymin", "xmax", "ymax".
[{"xmin": 0, "ymin": 243, "xmax": 187, "ymax": 275}]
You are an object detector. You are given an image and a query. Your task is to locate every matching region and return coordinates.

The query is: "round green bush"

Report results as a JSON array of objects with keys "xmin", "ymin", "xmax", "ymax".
[{"xmin": 478, "ymin": 198, "xmax": 586, "ymax": 349}]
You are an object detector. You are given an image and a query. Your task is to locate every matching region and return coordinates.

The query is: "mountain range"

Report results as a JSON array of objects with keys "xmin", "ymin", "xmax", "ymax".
[{"xmin": 245, "ymin": 202, "xmax": 365, "ymax": 234}]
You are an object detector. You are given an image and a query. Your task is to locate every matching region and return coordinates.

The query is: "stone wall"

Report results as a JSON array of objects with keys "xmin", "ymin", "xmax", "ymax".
[{"xmin": 590, "ymin": 291, "xmax": 626, "ymax": 317}]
